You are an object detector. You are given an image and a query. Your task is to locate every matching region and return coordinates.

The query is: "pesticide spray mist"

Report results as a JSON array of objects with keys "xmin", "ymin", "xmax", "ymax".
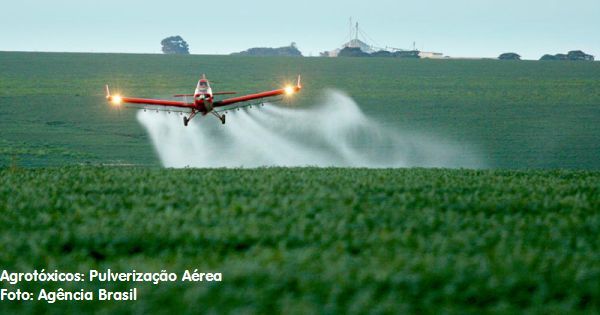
[{"xmin": 137, "ymin": 90, "xmax": 483, "ymax": 168}]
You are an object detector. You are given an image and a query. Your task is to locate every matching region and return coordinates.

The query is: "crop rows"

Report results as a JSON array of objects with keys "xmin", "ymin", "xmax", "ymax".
[{"xmin": 1, "ymin": 167, "xmax": 598, "ymax": 313}]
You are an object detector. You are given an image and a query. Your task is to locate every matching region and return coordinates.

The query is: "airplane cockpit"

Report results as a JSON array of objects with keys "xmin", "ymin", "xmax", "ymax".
[
  {"xmin": 195, "ymin": 80, "xmax": 212, "ymax": 104},
  {"xmin": 197, "ymin": 81, "xmax": 209, "ymax": 91}
]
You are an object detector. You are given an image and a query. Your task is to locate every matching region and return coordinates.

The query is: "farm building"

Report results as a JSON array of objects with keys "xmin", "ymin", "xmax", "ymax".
[
  {"xmin": 419, "ymin": 51, "xmax": 444, "ymax": 59},
  {"xmin": 321, "ymin": 20, "xmax": 443, "ymax": 59}
]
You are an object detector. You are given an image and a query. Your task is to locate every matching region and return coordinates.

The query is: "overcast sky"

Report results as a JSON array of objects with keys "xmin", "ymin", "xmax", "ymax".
[{"xmin": 1, "ymin": 0, "xmax": 598, "ymax": 59}]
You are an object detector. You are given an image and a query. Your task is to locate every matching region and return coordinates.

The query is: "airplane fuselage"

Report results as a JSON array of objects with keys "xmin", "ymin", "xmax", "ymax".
[{"xmin": 194, "ymin": 78, "xmax": 213, "ymax": 114}]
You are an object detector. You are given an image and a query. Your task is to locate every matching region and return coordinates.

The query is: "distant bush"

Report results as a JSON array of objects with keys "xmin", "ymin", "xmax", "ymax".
[
  {"xmin": 338, "ymin": 48, "xmax": 421, "ymax": 58},
  {"xmin": 337, "ymin": 47, "xmax": 370, "ymax": 57},
  {"xmin": 370, "ymin": 50, "xmax": 393, "ymax": 58},
  {"xmin": 393, "ymin": 50, "xmax": 420, "ymax": 58},
  {"xmin": 499, "ymin": 52, "xmax": 521, "ymax": 60},
  {"xmin": 540, "ymin": 54, "xmax": 559, "ymax": 61},
  {"xmin": 231, "ymin": 43, "xmax": 302, "ymax": 57}
]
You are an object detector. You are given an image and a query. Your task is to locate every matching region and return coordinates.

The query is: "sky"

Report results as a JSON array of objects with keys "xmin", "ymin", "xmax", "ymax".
[{"xmin": 0, "ymin": 0, "xmax": 598, "ymax": 60}]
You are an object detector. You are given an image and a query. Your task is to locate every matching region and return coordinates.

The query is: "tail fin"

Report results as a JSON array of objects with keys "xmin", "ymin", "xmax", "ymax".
[
  {"xmin": 105, "ymin": 85, "xmax": 111, "ymax": 99},
  {"xmin": 297, "ymin": 75, "xmax": 302, "ymax": 88}
]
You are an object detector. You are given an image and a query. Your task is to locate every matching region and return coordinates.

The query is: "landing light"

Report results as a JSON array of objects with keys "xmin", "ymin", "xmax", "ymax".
[
  {"xmin": 112, "ymin": 95, "xmax": 123, "ymax": 105},
  {"xmin": 284, "ymin": 86, "xmax": 294, "ymax": 95}
]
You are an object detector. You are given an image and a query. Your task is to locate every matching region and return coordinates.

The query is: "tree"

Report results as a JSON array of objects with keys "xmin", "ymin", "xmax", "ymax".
[
  {"xmin": 499, "ymin": 53, "xmax": 521, "ymax": 60},
  {"xmin": 554, "ymin": 54, "xmax": 568, "ymax": 60},
  {"xmin": 540, "ymin": 54, "xmax": 557, "ymax": 61},
  {"xmin": 161, "ymin": 36, "xmax": 189, "ymax": 55},
  {"xmin": 231, "ymin": 44, "xmax": 303, "ymax": 57},
  {"xmin": 539, "ymin": 51, "xmax": 594, "ymax": 61},
  {"xmin": 567, "ymin": 50, "xmax": 594, "ymax": 61}
]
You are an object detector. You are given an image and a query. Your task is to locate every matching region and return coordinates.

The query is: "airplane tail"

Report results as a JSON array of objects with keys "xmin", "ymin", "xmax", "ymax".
[
  {"xmin": 105, "ymin": 85, "xmax": 111, "ymax": 99},
  {"xmin": 297, "ymin": 75, "xmax": 302, "ymax": 88}
]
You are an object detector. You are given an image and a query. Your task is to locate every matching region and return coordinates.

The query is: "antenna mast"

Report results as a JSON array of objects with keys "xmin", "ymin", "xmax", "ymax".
[{"xmin": 349, "ymin": 17, "xmax": 353, "ymax": 40}]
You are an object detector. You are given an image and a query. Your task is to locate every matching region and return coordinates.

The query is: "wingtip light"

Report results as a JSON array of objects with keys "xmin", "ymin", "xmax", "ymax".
[
  {"xmin": 284, "ymin": 86, "xmax": 295, "ymax": 95},
  {"xmin": 111, "ymin": 95, "xmax": 123, "ymax": 106}
]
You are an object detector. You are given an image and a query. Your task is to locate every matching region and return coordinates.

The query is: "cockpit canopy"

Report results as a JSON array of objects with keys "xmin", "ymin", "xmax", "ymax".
[
  {"xmin": 195, "ymin": 76, "xmax": 212, "ymax": 98},
  {"xmin": 197, "ymin": 81, "xmax": 209, "ymax": 90}
]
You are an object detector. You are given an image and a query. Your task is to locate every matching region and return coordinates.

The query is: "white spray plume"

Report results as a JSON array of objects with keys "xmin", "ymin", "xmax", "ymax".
[{"xmin": 136, "ymin": 90, "xmax": 484, "ymax": 168}]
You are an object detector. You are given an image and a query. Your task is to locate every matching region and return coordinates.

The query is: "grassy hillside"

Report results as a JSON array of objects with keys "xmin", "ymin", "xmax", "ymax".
[
  {"xmin": 0, "ymin": 167, "xmax": 598, "ymax": 313},
  {"xmin": 1, "ymin": 52, "xmax": 599, "ymax": 168}
]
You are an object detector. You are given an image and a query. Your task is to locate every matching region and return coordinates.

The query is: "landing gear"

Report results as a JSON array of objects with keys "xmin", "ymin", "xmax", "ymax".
[
  {"xmin": 183, "ymin": 109, "xmax": 197, "ymax": 127},
  {"xmin": 183, "ymin": 110, "xmax": 225, "ymax": 126},
  {"xmin": 211, "ymin": 111, "xmax": 226, "ymax": 124}
]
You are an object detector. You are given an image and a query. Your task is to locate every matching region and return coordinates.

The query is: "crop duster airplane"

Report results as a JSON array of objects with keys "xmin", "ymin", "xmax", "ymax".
[{"xmin": 105, "ymin": 75, "xmax": 301, "ymax": 126}]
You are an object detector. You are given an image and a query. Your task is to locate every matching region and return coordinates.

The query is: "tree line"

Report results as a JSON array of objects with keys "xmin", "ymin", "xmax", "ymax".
[{"xmin": 499, "ymin": 50, "xmax": 594, "ymax": 61}]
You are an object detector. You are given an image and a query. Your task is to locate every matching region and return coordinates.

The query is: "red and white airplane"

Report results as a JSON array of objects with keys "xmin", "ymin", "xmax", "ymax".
[{"xmin": 105, "ymin": 75, "xmax": 301, "ymax": 126}]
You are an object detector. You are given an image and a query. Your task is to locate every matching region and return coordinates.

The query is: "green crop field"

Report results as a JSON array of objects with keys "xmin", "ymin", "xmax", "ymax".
[
  {"xmin": 1, "ymin": 167, "xmax": 599, "ymax": 314},
  {"xmin": 1, "ymin": 51, "xmax": 599, "ymax": 168},
  {"xmin": 1, "ymin": 52, "xmax": 599, "ymax": 313}
]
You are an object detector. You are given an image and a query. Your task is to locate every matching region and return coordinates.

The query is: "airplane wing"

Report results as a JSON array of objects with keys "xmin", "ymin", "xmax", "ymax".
[
  {"xmin": 105, "ymin": 85, "xmax": 194, "ymax": 109},
  {"xmin": 214, "ymin": 75, "xmax": 301, "ymax": 108}
]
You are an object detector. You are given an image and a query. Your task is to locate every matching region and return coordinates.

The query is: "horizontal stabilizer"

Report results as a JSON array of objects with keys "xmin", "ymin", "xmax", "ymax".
[{"xmin": 213, "ymin": 92, "xmax": 237, "ymax": 95}]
